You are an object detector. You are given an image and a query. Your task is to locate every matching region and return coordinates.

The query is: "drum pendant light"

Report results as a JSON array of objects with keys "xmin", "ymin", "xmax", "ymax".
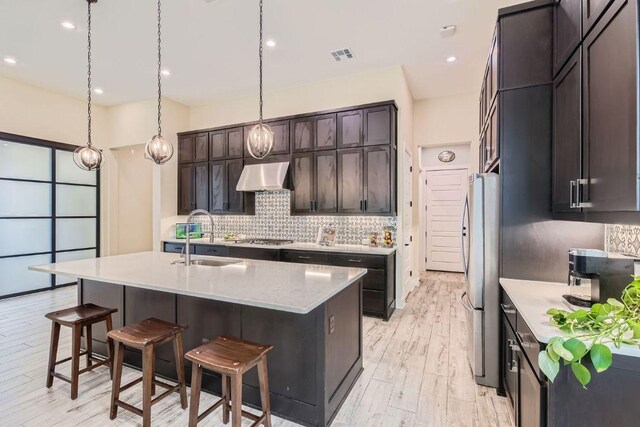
[
  {"xmin": 74, "ymin": 0, "xmax": 105, "ymax": 171},
  {"xmin": 144, "ymin": 0, "xmax": 174, "ymax": 165},
  {"xmin": 246, "ymin": 0, "xmax": 274, "ymax": 159}
]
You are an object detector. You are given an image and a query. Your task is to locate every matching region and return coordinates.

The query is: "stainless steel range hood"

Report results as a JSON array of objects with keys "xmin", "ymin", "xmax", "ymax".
[{"xmin": 236, "ymin": 162, "xmax": 290, "ymax": 192}]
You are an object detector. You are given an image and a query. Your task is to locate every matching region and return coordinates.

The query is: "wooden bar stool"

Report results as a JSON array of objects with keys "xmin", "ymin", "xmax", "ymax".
[
  {"xmin": 45, "ymin": 303, "xmax": 117, "ymax": 400},
  {"xmin": 186, "ymin": 336, "xmax": 273, "ymax": 427},
  {"xmin": 107, "ymin": 318, "xmax": 188, "ymax": 427}
]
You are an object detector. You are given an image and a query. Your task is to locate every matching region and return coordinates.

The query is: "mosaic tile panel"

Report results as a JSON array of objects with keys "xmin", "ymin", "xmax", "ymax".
[
  {"xmin": 605, "ymin": 224, "xmax": 640, "ymax": 256},
  {"xmin": 188, "ymin": 191, "xmax": 397, "ymax": 245}
]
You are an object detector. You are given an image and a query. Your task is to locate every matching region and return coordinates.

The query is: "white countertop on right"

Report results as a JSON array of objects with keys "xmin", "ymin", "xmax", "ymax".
[{"xmin": 500, "ymin": 278, "xmax": 640, "ymax": 358}]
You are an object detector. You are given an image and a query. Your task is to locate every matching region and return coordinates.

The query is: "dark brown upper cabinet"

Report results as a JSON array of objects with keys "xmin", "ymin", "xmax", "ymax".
[
  {"xmin": 226, "ymin": 127, "xmax": 244, "ymax": 159},
  {"xmin": 583, "ymin": 0, "xmax": 615, "ymax": 35},
  {"xmin": 178, "ymin": 135, "xmax": 195, "ymax": 163},
  {"xmin": 552, "ymin": 49, "xmax": 582, "ymax": 213},
  {"xmin": 208, "ymin": 159, "xmax": 250, "ymax": 214},
  {"xmin": 208, "ymin": 161, "xmax": 225, "ymax": 213},
  {"xmin": 177, "ymin": 162, "xmax": 208, "ymax": 214},
  {"xmin": 291, "ymin": 117, "xmax": 314, "ymax": 152},
  {"xmin": 194, "ymin": 133, "xmax": 209, "ymax": 162},
  {"xmin": 291, "ymin": 152, "xmax": 337, "ymax": 214},
  {"xmin": 363, "ymin": 146, "xmax": 391, "ymax": 213},
  {"xmin": 582, "ymin": 0, "xmax": 637, "ymax": 212},
  {"xmin": 483, "ymin": 103, "xmax": 499, "ymax": 172},
  {"xmin": 267, "ymin": 120, "xmax": 290, "ymax": 155},
  {"xmin": 554, "ymin": 0, "xmax": 582, "ymax": 76},
  {"xmin": 337, "ymin": 148, "xmax": 364, "ymax": 213},
  {"xmin": 364, "ymin": 106, "xmax": 392, "ymax": 146},
  {"xmin": 315, "ymin": 114, "xmax": 337, "ymax": 150},
  {"xmin": 490, "ymin": 32, "xmax": 498, "ymax": 102},
  {"xmin": 337, "ymin": 110, "xmax": 363, "ymax": 148},
  {"xmin": 225, "ymin": 159, "xmax": 245, "ymax": 213},
  {"xmin": 209, "ymin": 130, "xmax": 225, "ymax": 160}
]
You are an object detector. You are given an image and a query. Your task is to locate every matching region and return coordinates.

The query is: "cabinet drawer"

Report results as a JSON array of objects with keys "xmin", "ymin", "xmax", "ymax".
[
  {"xmin": 164, "ymin": 242, "xmax": 186, "ymax": 253},
  {"xmin": 227, "ymin": 247, "xmax": 279, "ymax": 261},
  {"xmin": 328, "ymin": 253, "xmax": 386, "ymax": 269},
  {"xmin": 363, "ymin": 289, "xmax": 385, "ymax": 315},
  {"xmin": 280, "ymin": 250, "xmax": 330, "ymax": 265},
  {"xmin": 500, "ymin": 289, "xmax": 517, "ymax": 330},
  {"xmin": 193, "ymin": 245, "xmax": 229, "ymax": 257},
  {"xmin": 362, "ymin": 269, "xmax": 385, "ymax": 291},
  {"xmin": 516, "ymin": 312, "xmax": 544, "ymax": 381}
]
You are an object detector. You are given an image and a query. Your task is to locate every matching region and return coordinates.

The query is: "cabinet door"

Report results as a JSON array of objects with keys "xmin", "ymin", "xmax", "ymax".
[
  {"xmin": 338, "ymin": 148, "xmax": 364, "ymax": 213},
  {"xmin": 291, "ymin": 118, "xmax": 314, "ymax": 152},
  {"xmin": 554, "ymin": 0, "xmax": 582, "ymax": 75},
  {"xmin": 364, "ymin": 106, "xmax": 392, "ymax": 146},
  {"xmin": 337, "ymin": 110, "xmax": 363, "ymax": 148},
  {"xmin": 485, "ymin": 103, "xmax": 499, "ymax": 170},
  {"xmin": 178, "ymin": 164, "xmax": 194, "ymax": 214},
  {"xmin": 209, "ymin": 130, "xmax": 225, "ymax": 160},
  {"xmin": 209, "ymin": 161, "xmax": 225, "ymax": 213},
  {"xmin": 583, "ymin": 0, "xmax": 637, "ymax": 211},
  {"xmin": 553, "ymin": 50, "xmax": 582, "ymax": 213},
  {"xmin": 315, "ymin": 114, "xmax": 337, "ymax": 150},
  {"xmin": 518, "ymin": 355, "xmax": 546, "ymax": 427},
  {"xmin": 491, "ymin": 31, "xmax": 498, "ymax": 101},
  {"xmin": 178, "ymin": 135, "xmax": 194, "ymax": 163},
  {"xmin": 503, "ymin": 319, "xmax": 518, "ymax": 414},
  {"xmin": 226, "ymin": 127, "xmax": 244, "ymax": 159},
  {"xmin": 315, "ymin": 151, "xmax": 337, "ymax": 213},
  {"xmin": 267, "ymin": 120, "xmax": 290, "ymax": 155},
  {"xmin": 583, "ymin": 0, "xmax": 615, "ymax": 35},
  {"xmin": 291, "ymin": 153, "xmax": 314, "ymax": 214},
  {"xmin": 194, "ymin": 133, "xmax": 209, "ymax": 162},
  {"xmin": 363, "ymin": 146, "xmax": 391, "ymax": 214},
  {"xmin": 225, "ymin": 159, "xmax": 244, "ymax": 213},
  {"xmin": 193, "ymin": 163, "xmax": 209, "ymax": 210}
]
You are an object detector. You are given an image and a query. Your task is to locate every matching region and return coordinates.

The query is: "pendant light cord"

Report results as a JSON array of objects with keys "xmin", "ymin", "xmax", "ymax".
[
  {"xmin": 157, "ymin": 0, "xmax": 162, "ymax": 136},
  {"xmin": 259, "ymin": 0, "xmax": 264, "ymax": 123},
  {"xmin": 87, "ymin": 0, "xmax": 92, "ymax": 147}
]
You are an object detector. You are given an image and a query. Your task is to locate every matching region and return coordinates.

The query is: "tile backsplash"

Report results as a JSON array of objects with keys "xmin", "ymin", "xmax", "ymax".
[
  {"xmin": 175, "ymin": 191, "xmax": 397, "ymax": 245},
  {"xmin": 605, "ymin": 224, "xmax": 640, "ymax": 256}
]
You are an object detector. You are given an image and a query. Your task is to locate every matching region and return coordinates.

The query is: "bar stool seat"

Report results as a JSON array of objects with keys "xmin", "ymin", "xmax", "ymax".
[
  {"xmin": 108, "ymin": 318, "xmax": 188, "ymax": 427},
  {"xmin": 45, "ymin": 303, "xmax": 117, "ymax": 400},
  {"xmin": 186, "ymin": 336, "xmax": 273, "ymax": 427}
]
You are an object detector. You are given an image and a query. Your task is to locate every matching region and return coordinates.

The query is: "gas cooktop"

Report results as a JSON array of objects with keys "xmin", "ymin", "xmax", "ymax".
[{"xmin": 236, "ymin": 238, "xmax": 294, "ymax": 246}]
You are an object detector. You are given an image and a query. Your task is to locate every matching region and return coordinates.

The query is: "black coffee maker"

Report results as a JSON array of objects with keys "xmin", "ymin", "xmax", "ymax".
[{"xmin": 564, "ymin": 249, "xmax": 639, "ymax": 307}]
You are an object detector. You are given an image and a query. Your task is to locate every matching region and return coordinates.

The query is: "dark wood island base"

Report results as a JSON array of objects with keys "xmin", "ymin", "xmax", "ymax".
[{"xmin": 78, "ymin": 277, "xmax": 364, "ymax": 427}]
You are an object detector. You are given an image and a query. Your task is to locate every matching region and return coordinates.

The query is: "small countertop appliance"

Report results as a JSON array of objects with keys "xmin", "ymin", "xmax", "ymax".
[{"xmin": 565, "ymin": 248, "xmax": 640, "ymax": 307}]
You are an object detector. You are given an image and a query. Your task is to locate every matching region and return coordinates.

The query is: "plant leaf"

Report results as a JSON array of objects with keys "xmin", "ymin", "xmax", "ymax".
[
  {"xmin": 608, "ymin": 298, "xmax": 624, "ymax": 308},
  {"xmin": 571, "ymin": 362, "xmax": 591, "ymax": 388},
  {"xmin": 538, "ymin": 351, "xmax": 560, "ymax": 382},
  {"xmin": 552, "ymin": 339, "xmax": 574, "ymax": 361},
  {"xmin": 563, "ymin": 338, "xmax": 587, "ymax": 362},
  {"xmin": 628, "ymin": 320, "xmax": 640, "ymax": 339},
  {"xmin": 590, "ymin": 344, "xmax": 613, "ymax": 373}
]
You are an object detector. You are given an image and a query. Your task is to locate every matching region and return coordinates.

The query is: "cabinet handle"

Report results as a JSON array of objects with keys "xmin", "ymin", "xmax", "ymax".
[
  {"xmin": 298, "ymin": 255, "xmax": 311, "ymax": 260},
  {"xmin": 364, "ymin": 200, "xmax": 368, "ymax": 211},
  {"xmin": 310, "ymin": 201, "xmax": 314, "ymax": 212},
  {"xmin": 576, "ymin": 178, "xmax": 586, "ymax": 208},
  {"xmin": 501, "ymin": 303, "xmax": 516, "ymax": 315},
  {"xmin": 348, "ymin": 259, "xmax": 362, "ymax": 263},
  {"xmin": 314, "ymin": 201, "xmax": 318, "ymax": 211},
  {"xmin": 569, "ymin": 180, "xmax": 576, "ymax": 208},
  {"xmin": 360, "ymin": 200, "xmax": 364, "ymax": 211}
]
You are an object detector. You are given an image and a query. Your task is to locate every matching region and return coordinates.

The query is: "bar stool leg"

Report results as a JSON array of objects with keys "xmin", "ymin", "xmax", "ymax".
[
  {"xmin": 85, "ymin": 324, "xmax": 93, "ymax": 368},
  {"xmin": 257, "ymin": 358, "xmax": 272, "ymax": 427},
  {"xmin": 188, "ymin": 363, "xmax": 202, "ymax": 427},
  {"xmin": 222, "ymin": 374, "xmax": 231, "ymax": 424},
  {"xmin": 105, "ymin": 315, "xmax": 114, "ymax": 378},
  {"xmin": 46, "ymin": 321, "xmax": 61, "ymax": 388},
  {"xmin": 70, "ymin": 324, "xmax": 82, "ymax": 400},
  {"xmin": 110, "ymin": 342, "xmax": 124, "ymax": 420},
  {"xmin": 173, "ymin": 333, "xmax": 188, "ymax": 409},
  {"xmin": 142, "ymin": 346, "xmax": 155, "ymax": 427},
  {"xmin": 230, "ymin": 374, "xmax": 242, "ymax": 427},
  {"xmin": 150, "ymin": 353, "xmax": 156, "ymax": 396}
]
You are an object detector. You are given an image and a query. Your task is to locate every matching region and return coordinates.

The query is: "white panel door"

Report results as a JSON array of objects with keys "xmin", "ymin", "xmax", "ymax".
[
  {"xmin": 403, "ymin": 149, "xmax": 414, "ymax": 288},
  {"xmin": 426, "ymin": 168, "xmax": 468, "ymax": 272}
]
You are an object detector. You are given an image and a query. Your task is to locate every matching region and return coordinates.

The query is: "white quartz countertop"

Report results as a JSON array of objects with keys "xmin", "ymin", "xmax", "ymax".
[
  {"xmin": 163, "ymin": 238, "xmax": 397, "ymax": 255},
  {"xmin": 30, "ymin": 252, "xmax": 367, "ymax": 314},
  {"xmin": 500, "ymin": 278, "xmax": 640, "ymax": 357}
]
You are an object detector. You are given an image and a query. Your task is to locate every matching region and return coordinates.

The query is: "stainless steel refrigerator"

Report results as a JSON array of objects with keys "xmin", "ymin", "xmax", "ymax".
[{"xmin": 460, "ymin": 173, "xmax": 500, "ymax": 388}]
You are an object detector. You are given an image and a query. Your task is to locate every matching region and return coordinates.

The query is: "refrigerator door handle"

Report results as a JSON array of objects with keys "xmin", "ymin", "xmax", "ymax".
[{"xmin": 461, "ymin": 194, "xmax": 470, "ymax": 278}]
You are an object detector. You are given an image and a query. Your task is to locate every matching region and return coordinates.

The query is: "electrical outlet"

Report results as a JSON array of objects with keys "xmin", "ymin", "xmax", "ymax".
[{"xmin": 329, "ymin": 315, "xmax": 335, "ymax": 335}]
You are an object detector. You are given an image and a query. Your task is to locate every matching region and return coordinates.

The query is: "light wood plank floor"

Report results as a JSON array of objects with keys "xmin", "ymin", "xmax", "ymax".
[{"xmin": 0, "ymin": 272, "xmax": 513, "ymax": 426}]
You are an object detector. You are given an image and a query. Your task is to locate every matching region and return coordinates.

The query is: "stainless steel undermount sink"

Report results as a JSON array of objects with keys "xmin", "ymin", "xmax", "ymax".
[{"xmin": 189, "ymin": 258, "xmax": 242, "ymax": 267}]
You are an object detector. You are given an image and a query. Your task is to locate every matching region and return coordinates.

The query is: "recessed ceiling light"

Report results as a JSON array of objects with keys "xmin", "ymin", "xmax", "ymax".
[
  {"xmin": 446, "ymin": 56, "xmax": 457, "ymax": 63},
  {"xmin": 61, "ymin": 21, "xmax": 76, "ymax": 30},
  {"xmin": 265, "ymin": 39, "xmax": 276, "ymax": 48},
  {"xmin": 94, "ymin": 88, "xmax": 104, "ymax": 94},
  {"xmin": 3, "ymin": 57, "xmax": 16, "ymax": 65},
  {"xmin": 161, "ymin": 69, "xmax": 171, "ymax": 76}
]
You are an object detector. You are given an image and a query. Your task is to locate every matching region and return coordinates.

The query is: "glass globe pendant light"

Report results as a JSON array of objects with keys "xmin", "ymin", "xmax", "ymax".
[
  {"xmin": 144, "ymin": 0, "xmax": 174, "ymax": 165},
  {"xmin": 246, "ymin": 0, "xmax": 274, "ymax": 159},
  {"xmin": 74, "ymin": 0, "xmax": 105, "ymax": 171}
]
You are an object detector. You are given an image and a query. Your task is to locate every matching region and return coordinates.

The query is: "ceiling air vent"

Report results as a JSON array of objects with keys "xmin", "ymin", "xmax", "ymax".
[{"xmin": 331, "ymin": 48, "xmax": 354, "ymax": 62}]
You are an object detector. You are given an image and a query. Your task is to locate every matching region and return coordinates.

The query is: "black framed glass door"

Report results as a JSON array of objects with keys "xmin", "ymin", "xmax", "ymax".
[{"xmin": 0, "ymin": 132, "xmax": 100, "ymax": 299}]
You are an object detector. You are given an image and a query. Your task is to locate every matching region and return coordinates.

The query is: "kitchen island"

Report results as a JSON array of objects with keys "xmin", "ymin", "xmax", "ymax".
[{"xmin": 31, "ymin": 251, "xmax": 366, "ymax": 427}]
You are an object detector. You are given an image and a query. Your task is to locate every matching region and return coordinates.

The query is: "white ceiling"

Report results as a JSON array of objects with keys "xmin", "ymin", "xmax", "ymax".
[{"xmin": 0, "ymin": 0, "xmax": 522, "ymax": 107}]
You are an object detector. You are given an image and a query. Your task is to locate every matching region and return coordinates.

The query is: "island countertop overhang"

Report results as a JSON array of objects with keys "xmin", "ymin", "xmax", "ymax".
[{"xmin": 30, "ymin": 251, "xmax": 367, "ymax": 314}]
